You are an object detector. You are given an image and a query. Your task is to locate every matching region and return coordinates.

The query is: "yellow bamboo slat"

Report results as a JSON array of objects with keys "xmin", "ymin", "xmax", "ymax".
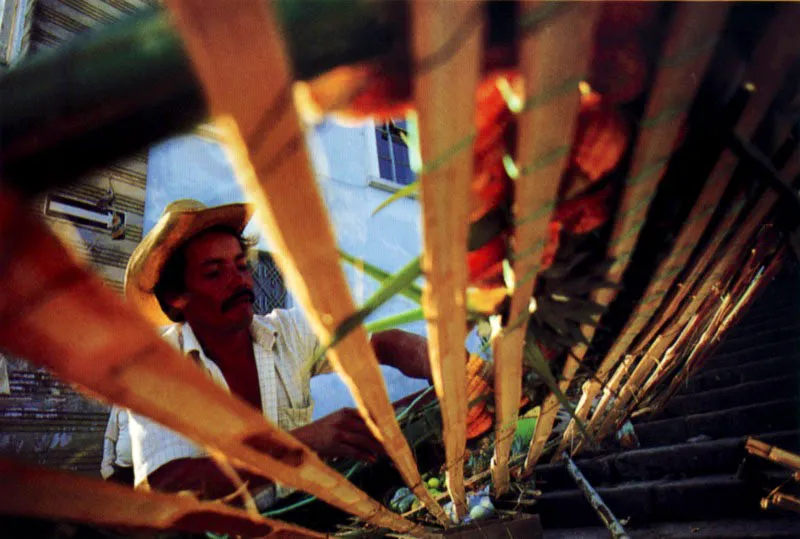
[
  {"xmin": 491, "ymin": 2, "xmax": 599, "ymax": 495},
  {"xmin": 0, "ymin": 192, "xmax": 423, "ymax": 535},
  {"xmin": 0, "ymin": 459, "xmax": 326, "ymax": 538},
  {"xmin": 410, "ymin": 1, "xmax": 483, "ymax": 520},
  {"xmin": 163, "ymin": 0, "xmax": 446, "ymax": 528},
  {"xmin": 524, "ymin": 3, "xmax": 725, "ymax": 473},
  {"xmin": 631, "ymin": 6, "xmax": 800, "ymax": 354}
]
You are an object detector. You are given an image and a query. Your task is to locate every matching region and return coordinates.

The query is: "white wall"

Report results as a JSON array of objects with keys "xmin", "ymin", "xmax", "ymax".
[{"xmin": 145, "ymin": 119, "xmax": 428, "ymax": 419}]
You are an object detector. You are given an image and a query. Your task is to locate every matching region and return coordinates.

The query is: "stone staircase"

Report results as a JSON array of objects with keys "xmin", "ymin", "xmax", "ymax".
[{"xmin": 538, "ymin": 268, "xmax": 800, "ymax": 538}]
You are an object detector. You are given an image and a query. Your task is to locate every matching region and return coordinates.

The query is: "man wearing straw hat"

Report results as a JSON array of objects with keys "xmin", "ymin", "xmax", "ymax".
[{"xmin": 124, "ymin": 199, "xmax": 433, "ymax": 504}]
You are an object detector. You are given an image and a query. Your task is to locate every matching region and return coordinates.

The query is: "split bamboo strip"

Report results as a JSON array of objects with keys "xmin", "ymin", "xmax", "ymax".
[
  {"xmin": 410, "ymin": 0, "xmax": 484, "ymax": 520},
  {"xmin": 632, "ymin": 6, "xmax": 800, "ymax": 354},
  {"xmin": 164, "ymin": 0, "xmax": 447, "ymax": 527},
  {"xmin": 0, "ymin": 191, "xmax": 422, "ymax": 535},
  {"xmin": 491, "ymin": 2, "xmax": 599, "ymax": 495},
  {"xmin": 0, "ymin": 459, "xmax": 326, "ymax": 538},
  {"xmin": 595, "ymin": 312, "xmax": 699, "ymax": 446},
  {"xmin": 655, "ymin": 248, "xmax": 783, "ymax": 411},
  {"xmin": 527, "ymin": 3, "xmax": 724, "ymax": 472},
  {"xmin": 662, "ymin": 247, "xmax": 779, "ymax": 401},
  {"xmin": 712, "ymin": 252, "xmax": 780, "ymax": 343},
  {"xmin": 565, "ymin": 355, "xmax": 634, "ymax": 455},
  {"xmin": 640, "ymin": 295, "xmax": 725, "ymax": 404},
  {"xmin": 594, "ymin": 336, "xmax": 666, "ymax": 442},
  {"xmin": 557, "ymin": 378, "xmax": 600, "ymax": 456},
  {"xmin": 746, "ymin": 438, "xmax": 800, "ymax": 473}
]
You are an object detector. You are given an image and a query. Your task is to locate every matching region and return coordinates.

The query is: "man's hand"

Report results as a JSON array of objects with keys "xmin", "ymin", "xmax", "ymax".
[{"xmin": 292, "ymin": 408, "xmax": 385, "ymax": 463}]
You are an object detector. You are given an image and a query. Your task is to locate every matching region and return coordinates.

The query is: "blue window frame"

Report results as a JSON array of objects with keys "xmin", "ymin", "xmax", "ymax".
[{"xmin": 375, "ymin": 120, "xmax": 415, "ymax": 185}]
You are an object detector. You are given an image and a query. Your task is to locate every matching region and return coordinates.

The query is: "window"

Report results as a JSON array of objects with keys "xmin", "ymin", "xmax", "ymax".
[
  {"xmin": 375, "ymin": 120, "xmax": 415, "ymax": 185},
  {"xmin": 251, "ymin": 251, "xmax": 288, "ymax": 315}
]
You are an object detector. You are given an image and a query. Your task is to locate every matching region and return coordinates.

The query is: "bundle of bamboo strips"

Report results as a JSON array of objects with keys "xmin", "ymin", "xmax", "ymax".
[
  {"xmin": 577, "ymin": 6, "xmax": 800, "ymax": 446},
  {"xmin": 0, "ymin": 459, "xmax": 326, "ymax": 538},
  {"xmin": 491, "ymin": 2, "xmax": 599, "ymax": 495},
  {"xmin": 409, "ymin": 1, "xmax": 484, "ymax": 520},
  {"xmin": 526, "ymin": 3, "xmax": 727, "ymax": 469},
  {"xmin": 0, "ymin": 189, "xmax": 422, "ymax": 535},
  {"xmin": 164, "ymin": 0, "xmax": 449, "ymax": 528}
]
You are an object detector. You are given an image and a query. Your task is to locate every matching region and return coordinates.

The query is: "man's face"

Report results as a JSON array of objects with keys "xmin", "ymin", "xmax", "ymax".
[{"xmin": 174, "ymin": 231, "xmax": 256, "ymax": 332}]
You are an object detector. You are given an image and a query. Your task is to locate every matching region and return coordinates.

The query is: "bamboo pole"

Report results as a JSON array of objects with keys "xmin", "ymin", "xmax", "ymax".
[
  {"xmin": 409, "ymin": 1, "xmax": 484, "ymax": 520},
  {"xmin": 0, "ymin": 458, "xmax": 326, "ymax": 538},
  {"xmin": 746, "ymin": 438, "xmax": 800, "ymax": 473},
  {"xmin": 562, "ymin": 453, "xmax": 631, "ymax": 539},
  {"xmin": 632, "ymin": 6, "xmax": 800, "ymax": 355},
  {"xmin": 526, "ymin": 3, "xmax": 725, "ymax": 473},
  {"xmin": 762, "ymin": 492, "xmax": 800, "ymax": 514},
  {"xmin": 491, "ymin": 2, "xmax": 599, "ymax": 496},
  {"xmin": 163, "ymin": 0, "xmax": 446, "ymax": 528},
  {"xmin": 0, "ymin": 192, "xmax": 423, "ymax": 535}
]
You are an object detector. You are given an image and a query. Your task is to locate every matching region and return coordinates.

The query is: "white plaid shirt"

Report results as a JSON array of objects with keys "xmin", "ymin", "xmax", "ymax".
[{"xmin": 128, "ymin": 308, "xmax": 328, "ymax": 497}]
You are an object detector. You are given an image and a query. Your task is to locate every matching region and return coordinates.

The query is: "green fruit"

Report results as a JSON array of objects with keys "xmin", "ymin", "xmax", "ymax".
[{"xmin": 427, "ymin": 477, "xmax": 441, "ymax": 489}]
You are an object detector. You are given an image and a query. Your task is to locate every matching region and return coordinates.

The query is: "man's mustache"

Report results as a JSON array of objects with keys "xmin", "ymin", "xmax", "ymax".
[{"xmin": 221, "ymin": 288, "xmax": 256, "ymax": 312}]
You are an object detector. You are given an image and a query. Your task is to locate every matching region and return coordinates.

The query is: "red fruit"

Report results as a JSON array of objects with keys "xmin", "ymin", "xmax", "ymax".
[
  {"xmin": 554, "ymin": 184, "xmax": 613, "ymax": 235},
  {"xmin": 468, "ymin": 234, "xmax": 507, "ymax": 288}
]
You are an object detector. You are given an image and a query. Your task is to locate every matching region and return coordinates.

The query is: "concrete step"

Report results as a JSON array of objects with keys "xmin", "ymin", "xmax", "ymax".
[
  {"xmin": 703, "ymin": 338, "xmax": 800, "ymax": 369},
  {"xmin": 543, "ymin": 517, "xmax": 800, "ymax": 538},
  {"xmin": 535, "ymin": 474, "xmax": 766, "ymax": 529},
  {"xmin": 715, "ymin": 323, "xmax": 800, "ymax": 355},
  {"xmin": 633, "ymin": 399, "xmax": 800, "ymax": 448},
  {"xmin": 533, "ymin": 431, "xmax": 800, "ymax": 491},
  {"xmin": 658, "ymin": 376, "xmax": 800, "ymax": 418},
  {"xmin": 740, "ymin": 301, "xmax": 798, "ymax": 322},
  {"xmin": 727, "ymin": 308, "xmax": 800, "ymax": 335},
  {"xmin": 679, "ymin": 356, "xmax": 798, "ymax": 394}
]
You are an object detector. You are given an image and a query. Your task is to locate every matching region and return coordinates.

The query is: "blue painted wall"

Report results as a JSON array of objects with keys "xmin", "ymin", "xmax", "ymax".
[{"xmin": 145, "ymin": 120, "xmax": 428, "ymax": 419}]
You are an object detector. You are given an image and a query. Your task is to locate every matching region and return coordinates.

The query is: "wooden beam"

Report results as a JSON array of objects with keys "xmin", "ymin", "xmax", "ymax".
[
  {"xmin": 410, "ymin": 0, "xmax": 484, "ymax": 521},
  {"xmin": 0, "ymin": 191, "xmax": 422, "ymax": 535},
  {"xmin": 164, "ymin": 0, "xmax": 446, "ymax": 528},
  {"xmin": 491, "ymin": 2, "xmax": 599, "ymax": 495},
  {"xmin": 0, "ymin": 458, "xmax": 326, "ymax": 538},
  {"xmin": 527, "ymin": 2, "xmax": 726, "ymax": 472}
]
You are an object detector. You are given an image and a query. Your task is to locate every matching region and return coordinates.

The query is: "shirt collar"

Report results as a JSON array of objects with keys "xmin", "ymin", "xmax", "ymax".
[{"xmin": 180, "ymin": 316, "xmax": 278, "ymax": 356}]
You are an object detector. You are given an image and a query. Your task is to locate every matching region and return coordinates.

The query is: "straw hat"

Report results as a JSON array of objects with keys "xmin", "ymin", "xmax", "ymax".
[{"xmin": 125, "ymin": 199, "xmax": 254, "ymax": 326}]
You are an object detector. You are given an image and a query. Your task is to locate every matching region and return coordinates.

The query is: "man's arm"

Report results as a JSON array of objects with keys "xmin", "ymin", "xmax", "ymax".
[
  {"xmin": 147, "ymin": 458, "xmax": 271, "ymax": 501},
  {"xmin": 370, "ymin": 329, "xmax": 432, "ymax": 381}
]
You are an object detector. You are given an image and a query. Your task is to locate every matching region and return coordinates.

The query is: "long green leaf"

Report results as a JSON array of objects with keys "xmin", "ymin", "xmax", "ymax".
[
  {"xmin": 339, "ymin": 250, "xmax": 423, "ymax": 305},
  {"xmin": 363, "ymin": 308, "xmax": 425, "ymax": 334},
  {"xmin": 317, "ymin": 256, "xmax": 423, "ymax": 362},
  {"xmin": 371, "ymin": 180, "xmax": 420, "ymax": 216},
  {"xmin": 523, "ymin": 340, "xmax": 592, "ymax": 444}
]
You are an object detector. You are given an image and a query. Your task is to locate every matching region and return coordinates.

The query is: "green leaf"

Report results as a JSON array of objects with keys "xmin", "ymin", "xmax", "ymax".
[
  {"xmin": 317, "ymin": 256, "xmax": 423, "ymax": 362},
  {"xmin": 363, "ymin": 308, "xmax": 425, "ymax": 334},
  {"xmin": 371, "ymin": 180, "xmax": 419, "ymax": 216},
  {"xmin": 339, "ymin": 249, "xmax": 423, "ymax": 305},
  {"xmin": 523, "ymin": 340, "xmax": 592, "ymax": 443}
]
